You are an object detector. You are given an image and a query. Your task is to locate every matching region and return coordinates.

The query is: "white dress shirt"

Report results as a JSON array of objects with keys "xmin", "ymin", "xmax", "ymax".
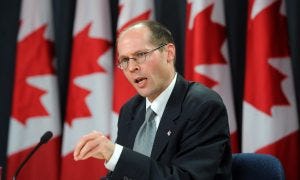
[{"xmin": 105, "ymin": 73, "xmax": 177, "ymax": 171}]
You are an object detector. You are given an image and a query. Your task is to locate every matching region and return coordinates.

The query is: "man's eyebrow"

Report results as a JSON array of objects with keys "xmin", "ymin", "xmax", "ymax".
[
  {"xmin": 119, "ymin": 49, "xmax": 148, "ymax": 58},
  {"xmin": 117, "ymin": 55, "xmax": 128, "ymax": 60},
  {"xmin": 132, "ymin": 50, "xmax": 147, "ymax": 55}
]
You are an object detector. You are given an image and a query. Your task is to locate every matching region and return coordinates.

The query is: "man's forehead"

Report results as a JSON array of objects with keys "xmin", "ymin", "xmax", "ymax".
[{"xmin": 117, "ymin": 27, "xmax": 151, "ymax": 50}]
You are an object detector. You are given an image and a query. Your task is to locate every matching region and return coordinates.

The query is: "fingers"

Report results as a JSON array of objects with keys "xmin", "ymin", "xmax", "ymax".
[
  {"xmin": 75, "ymin": 137, "xmax": 100, "ymax": 160},
  {"xmin": 80, "ymin": 143, "xmax": 105, "ymax": 160},
  {"xmin": 73, "ymin": 131, "xmax": 115, "ymax": 161},
  {"xmin": 73, "ymin": 131, "xmax": 103, "ymax": 160}
]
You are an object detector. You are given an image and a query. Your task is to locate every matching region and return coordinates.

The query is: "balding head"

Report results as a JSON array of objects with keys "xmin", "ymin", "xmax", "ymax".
[
  {"xmin": 118, "ymin": 20, "xmax": 174, "ymax": 49},
  {"xmin": 117, "ymin": 20, "xmax": 176, "ymax": 65}
]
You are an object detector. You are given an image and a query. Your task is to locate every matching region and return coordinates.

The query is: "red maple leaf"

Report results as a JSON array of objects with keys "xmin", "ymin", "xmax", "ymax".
[
  {"xmin": 113, "ymin": 68, "xmax": 137, "ymax": 113},
  {"xmin": 185, "ymin": 4, "xmax": 227, "ymax": 88},
  {"xmin": 66, "ymin": 23, "xmax": 111, "ymax": 126},
  {"xmin": 12, "ymin": 25, "xmax": 54, "ymax": 124},
  {"xmin": 113, "ymin": 6, "xmax": 151, "ymax": 113},
  {"xmin": 245, "ymin": 0, "xmax": 289, "ymax": 115}
]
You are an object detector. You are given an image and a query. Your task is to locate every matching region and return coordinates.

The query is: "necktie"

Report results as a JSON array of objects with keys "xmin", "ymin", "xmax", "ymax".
[{"xmin": 133, "ymin": 107, "xmax": 157, "ymax": 156}]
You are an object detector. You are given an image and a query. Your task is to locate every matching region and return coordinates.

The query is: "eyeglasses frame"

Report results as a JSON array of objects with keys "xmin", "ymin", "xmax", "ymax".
[{"xmin": 117, "ymin": 43, "xmax": 167, "ymax": 70}]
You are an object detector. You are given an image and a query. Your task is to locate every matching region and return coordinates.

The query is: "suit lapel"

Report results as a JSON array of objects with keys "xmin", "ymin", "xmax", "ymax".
[
  {"xmin": 122, "ymin": 98, "xmax": 146, "ymax": 149},
  {"xmin": 151, "ymin": 75, "xmax": 189, "ymax": 159}
]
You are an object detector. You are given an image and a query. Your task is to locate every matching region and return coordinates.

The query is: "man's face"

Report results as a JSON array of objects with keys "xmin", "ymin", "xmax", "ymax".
[{"xmin": 117, "ymin": 25, "xmax": 175, "ymax": 101}]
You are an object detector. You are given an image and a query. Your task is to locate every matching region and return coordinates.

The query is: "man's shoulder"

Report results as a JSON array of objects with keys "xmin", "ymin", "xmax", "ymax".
[
  {"xmin": 185, "ymin": 81, "xmax": 224, "ymax": 104},
  {"xmin": 121, "ymin": 94, "xmax": 144, "ymax": 111}
]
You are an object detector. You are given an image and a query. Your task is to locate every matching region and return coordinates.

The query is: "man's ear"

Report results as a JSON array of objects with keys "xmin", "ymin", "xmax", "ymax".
[{"xmin": 166, "ymin": 43, "xmax": 176, "ymax": 63}]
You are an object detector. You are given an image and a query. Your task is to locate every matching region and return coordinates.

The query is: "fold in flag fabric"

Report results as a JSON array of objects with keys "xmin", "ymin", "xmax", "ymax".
[
  {"xmin": 243, "ymin": 0, "xmax": 300, "ymax": 179},
  {"xmin": 185, "ymin": 0, "xmax": 239, "ymax": 152},
  {"xmin": 111, "ymin": 0, "xmax": 155, "ymax": 141},
  {"xmin": 6, "ymin": 0, "xmax": 61, "ymax": 179},
  {"xmin": 60, "ymin": 0, "xmax": 113, "ymax": 179}
]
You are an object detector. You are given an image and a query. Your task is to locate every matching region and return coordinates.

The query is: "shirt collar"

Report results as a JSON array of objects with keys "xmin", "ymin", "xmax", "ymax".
[{"xmin": 146, "ymin": 73, "xmax": 177, "ymax": 117}]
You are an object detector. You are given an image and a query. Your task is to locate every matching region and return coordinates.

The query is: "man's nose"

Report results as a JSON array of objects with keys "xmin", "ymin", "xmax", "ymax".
[{"xmin": 127, "ymin": 59, "xmax": 140, "ymax": 72}]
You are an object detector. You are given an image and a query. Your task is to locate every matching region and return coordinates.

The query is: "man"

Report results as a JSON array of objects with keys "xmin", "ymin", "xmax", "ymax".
[{"xmin": 74, "ymin": 20, "xmax": 232, "ymax": 179}]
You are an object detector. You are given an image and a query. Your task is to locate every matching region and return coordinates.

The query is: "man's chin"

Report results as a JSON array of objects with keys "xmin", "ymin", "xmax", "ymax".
[
  {"xmin": 136, "ymin": 89, "xmax": 151, "ymax": 98},
  {"xmin": 136, "ymin": 90, "xmax": 147, "ymax": 97}
]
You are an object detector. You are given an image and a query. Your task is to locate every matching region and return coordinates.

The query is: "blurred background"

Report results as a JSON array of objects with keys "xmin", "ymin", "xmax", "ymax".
[{"xmin": 0, "ymin": 0, "xmax": 299, "ymax": 179}]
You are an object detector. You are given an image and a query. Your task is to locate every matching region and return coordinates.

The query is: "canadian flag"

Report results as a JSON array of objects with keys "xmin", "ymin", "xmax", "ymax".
[
  {"xmin": 6, "ymin": 0, "xmax": 61, "ymax": 179},
  {"xmin": 111, "ymin": 0, "xmax": 155, "ymax": 141},
  {"xmin": 185, "ymin": 0, "xmax": 239, "ymax": 152},
  {"xmin": 60, "ymin": 0, "xmax": 113, "ymax": 179},
  {"xmin": 243, "ymin": 0, "xmax": 300, "ymax": 179}
]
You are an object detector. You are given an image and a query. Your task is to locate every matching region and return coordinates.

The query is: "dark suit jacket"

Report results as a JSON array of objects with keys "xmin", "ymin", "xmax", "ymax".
[{"xmin": 107, "ymin": 75, "xmax": 232, "ymax": 180}]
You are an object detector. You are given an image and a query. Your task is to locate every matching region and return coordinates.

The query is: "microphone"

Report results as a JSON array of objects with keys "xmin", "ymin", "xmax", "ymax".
[{"xmin": 13, "ymin": 131, "xmax": 53, "ymax": 180}]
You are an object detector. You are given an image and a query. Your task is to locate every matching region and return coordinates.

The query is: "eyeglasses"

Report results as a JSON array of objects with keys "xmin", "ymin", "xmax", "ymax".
[{"xmin": 117, "ymin": 43, "xmax": 167, "ymax": 70}]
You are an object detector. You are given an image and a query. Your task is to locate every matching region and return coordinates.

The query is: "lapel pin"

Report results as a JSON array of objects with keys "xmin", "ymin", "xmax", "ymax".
[{"xmin": 167, "ymin": 130, "xmax": 172, "ymax": 136}]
